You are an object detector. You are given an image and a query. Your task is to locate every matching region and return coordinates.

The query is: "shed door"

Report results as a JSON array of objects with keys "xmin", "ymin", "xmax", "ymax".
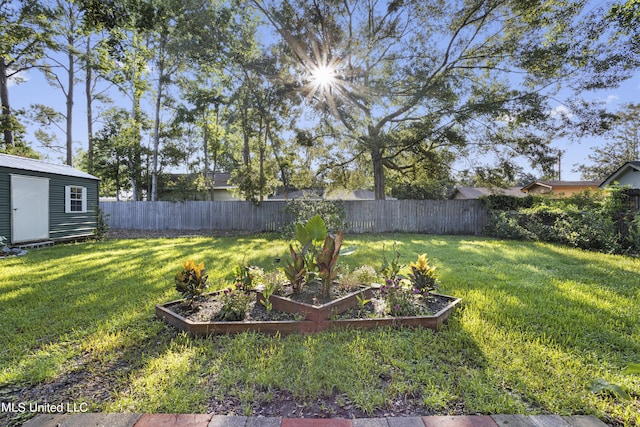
[{"xmin": 11, "ymin": 175, "xmax": 49, "ymax": 243}]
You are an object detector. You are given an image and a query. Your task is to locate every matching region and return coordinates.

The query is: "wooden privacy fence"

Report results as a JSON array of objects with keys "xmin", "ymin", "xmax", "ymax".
[{"xmin": 100, "ymin": 199, "xmax": 489, "ymax": 235}]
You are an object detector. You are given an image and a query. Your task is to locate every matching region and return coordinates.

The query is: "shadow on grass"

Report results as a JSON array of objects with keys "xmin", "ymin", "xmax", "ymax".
[{"xmin": 1, "ymin": 234, "xmax": 638, "ymax": 425}]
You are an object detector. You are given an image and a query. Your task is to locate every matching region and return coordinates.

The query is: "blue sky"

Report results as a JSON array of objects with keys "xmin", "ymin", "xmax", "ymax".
[{"xmin": 9, "ymin": 50, "xmax": 640, "ymax": 183}]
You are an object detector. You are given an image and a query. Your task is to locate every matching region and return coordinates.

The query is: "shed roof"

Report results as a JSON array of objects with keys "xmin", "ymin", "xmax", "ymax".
[{"xmin": 0, "ymin": 153, "xmax": 99, "ymax": 180}]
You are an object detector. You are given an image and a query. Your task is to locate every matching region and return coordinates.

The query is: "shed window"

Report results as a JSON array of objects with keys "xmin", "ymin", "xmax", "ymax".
[{"xmin": 65, "ymin": 186, "xmax": 87, "ymax": 213}]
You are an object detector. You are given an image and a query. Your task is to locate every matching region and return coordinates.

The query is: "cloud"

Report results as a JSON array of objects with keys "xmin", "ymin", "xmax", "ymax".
[
  {"xmin": 549, "ymin": 105, "xmax": 574, "ymax": 119},
  {"xmin": 604, "ymin": 95, "xmax": 619, "ymax": 104},
  {"xmin": 7, "ymin": 70, "xmax": 29, "ymax": 88}
]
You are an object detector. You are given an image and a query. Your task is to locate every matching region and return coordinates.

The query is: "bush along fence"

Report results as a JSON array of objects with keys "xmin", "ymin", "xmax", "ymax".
[
  {"xmin": 99, "ymin": 199, "xmax": 489, "ymax": 235},
  {"xmin": 483, "ymin": 187, "xmax": 640, "ymax": 256}
]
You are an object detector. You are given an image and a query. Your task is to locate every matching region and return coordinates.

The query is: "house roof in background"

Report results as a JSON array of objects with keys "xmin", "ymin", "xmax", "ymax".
[
  {"xmin": 521, "ymin": 180, "xmax": 602, "ymax": 192},
  {"xmin": 599, "ymin": 161, "xmax": 640, "ymax": 187},
  {"xmin": 209, "ymin": 172, "xmax": 234, "ymax": 188},
  {"xmin": 0, "ymin": 153, "xmax": 99, "ymax": 180},
  {"xmin": 268, "ymin": 189, "xmax": 391, "ymax": 200},
  {"xmin": 450, "ymin": 186, "xmax": 525, "ymax": 199}
]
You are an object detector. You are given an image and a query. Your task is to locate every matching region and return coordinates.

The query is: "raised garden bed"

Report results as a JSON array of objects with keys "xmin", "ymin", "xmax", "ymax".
[{"xmin": 156, "ymin": 288, "xmax": 461, "ymax": 336}]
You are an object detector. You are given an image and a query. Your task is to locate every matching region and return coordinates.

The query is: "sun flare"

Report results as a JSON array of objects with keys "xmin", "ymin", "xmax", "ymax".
[{"xmin": 310, "ymin": 64, "xmax": 336, "ymax": 88}]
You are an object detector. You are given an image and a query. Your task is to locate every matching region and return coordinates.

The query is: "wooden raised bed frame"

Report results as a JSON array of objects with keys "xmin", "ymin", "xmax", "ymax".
[{"xmin": 156, "ymin": 287, "xmax": 461, "ymax": 336}]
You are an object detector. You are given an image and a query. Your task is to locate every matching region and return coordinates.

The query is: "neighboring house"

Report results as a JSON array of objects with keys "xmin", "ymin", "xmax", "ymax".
[
  {"xmin": 598, "ymin": 161, "xmax": 640, "ymax": 189},
  {"xmin": 449, "ymin": 186, "xmax": 525, "ymax": 200},
  {"xmin": 520, "ymin": 180, "xmax": 602, "ymax": 196},
  {"xmin": 159, "ymin": 172, "xmax": 241, "ymax": 201},
  {"xmin": 0, "ymin": 153, "xmax": 100, "ymax": 245},
  {"xmin": 207, "ymin": 172, "xmax": 240, "ymax": 201},
  {"xmin": 599, "ymin": 161, "xmax": 640, "ymax": 211}
]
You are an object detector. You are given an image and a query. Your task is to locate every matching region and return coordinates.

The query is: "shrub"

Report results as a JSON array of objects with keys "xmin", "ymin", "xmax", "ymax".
[
  {"xmin": 282, "ymin": 198, "xmax": 346, "ymax": 238},
  {"xmin": 484, "ymin": 188, "xmax": 640, "ymax": 256},
  {"xmin": 94, "ymin": 206, "xmax": 110, "ymax": 241},
  {"xmin": 484, "ymin": 211, "xmax": 536, "ymax": 241}
]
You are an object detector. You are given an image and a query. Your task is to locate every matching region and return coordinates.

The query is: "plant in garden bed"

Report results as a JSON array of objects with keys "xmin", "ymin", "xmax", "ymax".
[
  {"xmin": 174, "ymin": 259, "xmax": 209, "ymax": 306},
  {"xmin": 165, "ymin": 228, "xmax": 455, "ymax": 327},
  {"xmin": 233, "ymin": 262, "xmax": 263, "ymax": 291},
  {"xmin": 316, "ymin": 230, "xmax": 344, "ymax": 298},
  {"xmin": 213, "ymin": 286, "xmax": 252, "ymax": 321},
  {"xmin": 408, "ymin": 254, "xmax": 438, "ymax": 296},
  {"xmin": 283, "ymin": 244, "xmax": 307, "ymax": 294}
]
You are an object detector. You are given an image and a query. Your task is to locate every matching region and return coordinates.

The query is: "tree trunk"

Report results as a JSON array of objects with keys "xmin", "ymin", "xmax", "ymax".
[
  {"xmin": 151, "ymin": 34, "xmax": 166, "ymax": 202},
  {"xmin": 85, "ymin": 38, "xmax": 94, "ymax": 173},
  {"xmin": 66, "ymin": 35, "xmax": 74, "ymax": 166},
  {"xmin": 0, "ymin": 58, "xmax": 14, "ymax": 148},
  {"xmin": 259, "ymin": 120, "xmax": 267, "ymax": 202},
  {"xmin": 203, "ymin": 111, "xmax": 211, "ymax": 201},
  {"xmin": 368, "ymin": 130, "xmax": 386, "ymax": 200},
  {"xmin": 372, "ymin": 149, "xmax": 386, "ymax": 200}
]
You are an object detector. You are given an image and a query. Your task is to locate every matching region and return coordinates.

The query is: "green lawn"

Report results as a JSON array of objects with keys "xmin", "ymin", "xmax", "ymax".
[{"xmin": 0, "ymin": 234, "xmax": 638, "ymax": 426}]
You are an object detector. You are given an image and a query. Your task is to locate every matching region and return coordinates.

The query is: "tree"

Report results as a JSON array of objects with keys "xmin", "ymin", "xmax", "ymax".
[
  {"xmin": 0, "ymin": 0, "xmax": 53, "ymax": 151},
  {"xmin": 83, "ymin": 31, "xmax": 116, "ymax": 174},
  {"xmin": 252, "ymin": 0, "xmax": 640, "ymax": 199},
  {"xmin": 38, "ymin": 0, "xmax": 85, "ymax": 166},
  {"xmin": 574, "ymin": 103, "xmax": 640, "ymax": 180}
]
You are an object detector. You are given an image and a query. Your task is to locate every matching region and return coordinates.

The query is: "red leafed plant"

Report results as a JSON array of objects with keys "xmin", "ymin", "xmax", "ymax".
[{"xmin": 316, "ymin": 230, "xmax": 344, "ymax": 298}]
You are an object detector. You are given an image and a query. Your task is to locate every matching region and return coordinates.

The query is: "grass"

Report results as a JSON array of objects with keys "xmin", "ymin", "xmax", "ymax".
[{"xmin": 0, "ymin": 234, "xmax": 638, "ymax": 426}]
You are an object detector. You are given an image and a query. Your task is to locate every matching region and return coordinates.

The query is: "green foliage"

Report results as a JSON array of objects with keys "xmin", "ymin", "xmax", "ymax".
[
  {"xmin": 485, "ymin": 189, "xmax": 640, "ymax": 255},
  {"xmin": 574, "ymin": 103, "xmax": 640, "ymax": 180},
  {"xmin": 588, "ymin": 378, "xmax": 631, "ymax": 401},
  {"xmin": 353, "ymin": 265, "xmax": 379, "ymax": 285},
  {"xmin": 174, "ymin": 259, "xmax": 208, "ymax": 303},
  {"xmin": 380, "ymin": 242, "xmax": 405, "ymax": 282},
  {"xmin": 623, "ymin": 363, "xmax": 640, "ymax": 375},
  {"xmin": 283, "ymin": 199, "xmax": 346, "ymax": 238},
  {"xmin": 355, "ymin": 293, "xmax": 371, "ymax": 316},
  {"xmin": 316, "ymin": 230, "xmax": 344, "ymax": 298},
  {"xmin": 259, "ymin": 281, "xmax": 275, "ymax": 313},
  {"xmin": 233, "ymin": 262, "xmax": 263, "ymax": 292},
  {"xmin": 484, "ymin": 194, "xmax": 537, "ymax": 211},
  {"xmin": 382, "ymin": 284, "xmax": 415, "ymax": 317},
  {"xmin": 93, "ymin": 206, "xmax": 110, "ymax": 241},
  {"xmin": 589, "ymin": 362, "xmax": 639, "ymax": 401},
  {"xmin": 213, "ymin": 287, "xmax": 251, "ymax": 321},
  {"xmin": 0, "ymin": 235, "xmax": 6, "ymax": 248},
  {"xmin": 283, "ymin": 244, "xmax": 306, "ymax": 293},
  {"xmin": 294, "ymin": 214, "xmax": 327, "ymax": 249}
]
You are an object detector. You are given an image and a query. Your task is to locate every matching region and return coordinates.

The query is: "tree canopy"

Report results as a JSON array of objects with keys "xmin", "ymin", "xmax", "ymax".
[
  {"xmin": 3, "ymin": 0, "xmax": 640, "ymax": 200},
  {"xmin": 251, "ymin": 0, "xmax": 639, "ymax": 198}
]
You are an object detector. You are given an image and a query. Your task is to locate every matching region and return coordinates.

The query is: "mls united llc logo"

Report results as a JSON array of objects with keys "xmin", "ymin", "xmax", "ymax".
[{"xmin": 1, "ymin": 401, "xmax": 89, "ymax": 414}]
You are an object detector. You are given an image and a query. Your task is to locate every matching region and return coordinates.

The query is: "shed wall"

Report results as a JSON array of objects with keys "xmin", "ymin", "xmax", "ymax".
[
  {"xmin": 0, "ymin": 170, "xmax": 10, "ymax": 239},
  {"xmin": 0, "ymin": 166, "xmax": 99, "ymax": 243}
]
